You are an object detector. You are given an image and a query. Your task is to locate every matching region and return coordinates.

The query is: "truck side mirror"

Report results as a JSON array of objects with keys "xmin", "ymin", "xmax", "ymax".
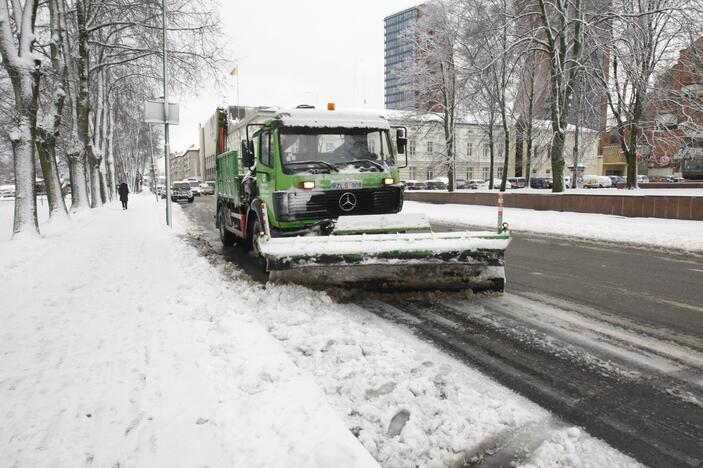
[
  {"xmin": 396, "ymin": 128, "xmax": 408, "ymax": 155},
  {"xmin": 241, "ymin": 140, "xmax": 255, "ymax": 168}
]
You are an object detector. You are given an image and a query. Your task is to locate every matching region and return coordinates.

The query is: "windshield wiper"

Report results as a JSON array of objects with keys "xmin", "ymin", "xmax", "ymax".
[
  {"xmin": 286, "ymin": 160, "xmax": 339, "ymax": 172},
  {"xmin": 345, "ymin": 159, "xmax": 387, "ymax": 171}
]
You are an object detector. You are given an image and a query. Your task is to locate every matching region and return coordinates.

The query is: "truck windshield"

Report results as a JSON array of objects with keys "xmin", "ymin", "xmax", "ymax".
[{"xmin": 279, "ymin": 128, "xmax": 393, "ymax": 174}]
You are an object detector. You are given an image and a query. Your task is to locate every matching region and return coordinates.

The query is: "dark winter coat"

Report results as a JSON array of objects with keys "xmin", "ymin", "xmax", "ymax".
[{"xmin": 118, "ymin": 183, "xmax": 129, "ymax": 202}]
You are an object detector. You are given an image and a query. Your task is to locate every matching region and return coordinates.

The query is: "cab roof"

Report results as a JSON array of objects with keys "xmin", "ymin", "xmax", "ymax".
[{"xmin": 271, "ymin": 107, "xmax": 391, "ymax": 130}]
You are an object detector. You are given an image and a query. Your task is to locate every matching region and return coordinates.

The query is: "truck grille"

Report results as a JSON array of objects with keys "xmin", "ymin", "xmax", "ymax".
[{"xmin": 273, "ymin": 188, "xmax": 403, "ymax": 221}]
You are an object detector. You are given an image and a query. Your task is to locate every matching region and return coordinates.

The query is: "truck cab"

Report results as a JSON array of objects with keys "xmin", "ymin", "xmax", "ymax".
[{"xmin": 217, "ymin": 106, "xmax": 407, "ymax": 244}]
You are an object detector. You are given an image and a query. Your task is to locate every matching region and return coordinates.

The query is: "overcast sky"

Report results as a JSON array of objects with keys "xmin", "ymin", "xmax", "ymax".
[{"xmin": 170, "ymin": 0, "xmax": 420, "ymax": 152}]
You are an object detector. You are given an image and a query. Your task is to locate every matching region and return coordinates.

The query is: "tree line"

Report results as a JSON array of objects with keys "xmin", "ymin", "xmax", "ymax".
[
  {"xmin": 0, "ymin": 0, "xmax": 224, "ymax": 237},
  {"xmin": 402, "ymin": 0, "xmax": 703, "ymax": 191}
]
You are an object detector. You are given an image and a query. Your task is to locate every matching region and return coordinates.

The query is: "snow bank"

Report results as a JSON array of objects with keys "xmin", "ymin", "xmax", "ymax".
[
  {"xmin": 449, "ymin": 187, "xmax": 703, "ymax": 196},
  {"xmin": 402, "ymin": 201, "xmax": 703, "ymax": 253},
  {"xmin": 0, "ymin": 194, "xmax": 377, "ymax": 468}
]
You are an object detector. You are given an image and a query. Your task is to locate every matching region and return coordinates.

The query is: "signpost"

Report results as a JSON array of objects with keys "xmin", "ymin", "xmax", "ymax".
[{"xmin": 142, "ymin": 0, "xmax": 178, "ymax": 227}]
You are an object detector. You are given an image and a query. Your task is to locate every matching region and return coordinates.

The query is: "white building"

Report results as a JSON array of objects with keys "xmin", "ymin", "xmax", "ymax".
[{"xmin": 386, "ymin": 111, "xmax": 600, "ymax": 182}]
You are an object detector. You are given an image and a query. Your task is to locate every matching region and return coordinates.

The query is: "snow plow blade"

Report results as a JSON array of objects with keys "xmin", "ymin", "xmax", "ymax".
[{"xmin": 258, "ymin": 231, "xmax": 511, "ymax": 292}]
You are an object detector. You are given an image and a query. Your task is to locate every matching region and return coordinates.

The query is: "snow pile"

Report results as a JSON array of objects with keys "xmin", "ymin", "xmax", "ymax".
[
  {"xmin": 448, "ymin": 187, "xmax": 703, "ymax": 196},
  {"xmin": 259, "ymin": 230, "xmax": 509, "ymax": 258},
  {"xmin": 0, "ymin": 194, "xmax": 377, "ymax": 468},
  {"xmin": 519, "ymin": 427, "xmax": 640, "ymax": 468},
  {"xmin": 402, "ymin": 201, "xmax": 703, "ymax": 253},
  {"xmin": 225, "ymin": 281, "xmax": 641, "ymax": 467}
]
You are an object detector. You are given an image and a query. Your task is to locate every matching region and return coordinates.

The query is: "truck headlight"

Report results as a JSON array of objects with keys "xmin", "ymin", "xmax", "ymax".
[
  {"xmin": 298, "ymin": 181, "xmax": 315, "ymax": 189},
  {"xmin": 383, "ymin": 178, "xmax": 394, "ymax": 185}
]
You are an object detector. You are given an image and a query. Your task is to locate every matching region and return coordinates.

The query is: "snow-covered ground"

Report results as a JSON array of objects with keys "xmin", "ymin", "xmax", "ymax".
[
  {"xmin": 0, "ymin": 194, "xmax": 642, "ymax": 467},
  {"xmin": 402, "ymin": 201, "xmax": 703, "ymax": 254}
]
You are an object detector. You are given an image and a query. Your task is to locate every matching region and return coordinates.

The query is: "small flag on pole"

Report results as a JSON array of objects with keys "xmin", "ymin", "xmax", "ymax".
[{"xmin": 229, "ymin": 66, "xmax": 238, "ymax": 76}]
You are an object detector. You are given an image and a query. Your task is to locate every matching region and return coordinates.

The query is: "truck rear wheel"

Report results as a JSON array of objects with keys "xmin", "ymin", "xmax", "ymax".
[{"xmin": 219, "ymin": 208, "xmax": 236, "ymax": 247}]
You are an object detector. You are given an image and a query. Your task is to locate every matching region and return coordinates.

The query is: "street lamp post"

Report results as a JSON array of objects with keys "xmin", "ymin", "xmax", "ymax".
[{"xmin": 162, "ymin": 0, "xmax": 172, "ymax": 227}]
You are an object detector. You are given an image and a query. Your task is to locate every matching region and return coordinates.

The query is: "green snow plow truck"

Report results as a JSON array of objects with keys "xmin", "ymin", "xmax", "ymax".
[{"xmin": 214, "ymin": 105, "xmax": 510, "ymax": 291}]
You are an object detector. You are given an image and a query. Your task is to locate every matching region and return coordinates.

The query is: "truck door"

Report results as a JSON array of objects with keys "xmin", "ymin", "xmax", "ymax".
[{"xmin": 257, "ymin": 130, "xmax": 275, "ymax": 207}]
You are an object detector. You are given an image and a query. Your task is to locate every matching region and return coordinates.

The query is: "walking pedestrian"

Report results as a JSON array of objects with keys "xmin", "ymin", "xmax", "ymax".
[{"xmin": 118, "ymin": 182, "xmax": 129, "ymax": 210}]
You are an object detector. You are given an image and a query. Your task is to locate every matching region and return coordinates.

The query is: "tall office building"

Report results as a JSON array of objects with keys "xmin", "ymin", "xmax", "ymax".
[{"xmin": 384, "ymin": 6, "xmax": 422, "ymax": 110}]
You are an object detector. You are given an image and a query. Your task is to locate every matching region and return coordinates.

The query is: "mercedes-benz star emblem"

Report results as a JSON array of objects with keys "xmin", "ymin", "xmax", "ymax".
[{"xmin": 339, "ymin": 192, "xmax": 357, "ymax": 212}]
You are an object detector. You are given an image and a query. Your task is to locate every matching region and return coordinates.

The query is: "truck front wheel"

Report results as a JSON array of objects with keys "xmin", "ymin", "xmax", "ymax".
[
  {"xmin": 247, "ymin": 216, "xmax": 268, "ymax": 273},
  {"xmin": 219, "ymin": 208, "xmax": 236, "ymax": 247}
]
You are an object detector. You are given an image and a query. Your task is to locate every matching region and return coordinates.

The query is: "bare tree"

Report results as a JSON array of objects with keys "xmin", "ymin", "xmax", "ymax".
[
  {"xmin": 597, "ymin": 0, "xmax": 697, "ymax": 188},
  {"xmin": 522, "ymin": 0, "xmax": 591, "ymax": 192},
  {"xmin": 0, "ymin": 0, "xmax": 42, "ymax": 236},
  {"xmin": 35, "ymin": 0, "xmax": 70, "ymax": 218},
  {"xmin": 459, "ymin": 0, "xmax": 520, "ymax": 191},
  {"xmin": 407, "ymin": 1, "xmax": 465, "ymax": 191}
]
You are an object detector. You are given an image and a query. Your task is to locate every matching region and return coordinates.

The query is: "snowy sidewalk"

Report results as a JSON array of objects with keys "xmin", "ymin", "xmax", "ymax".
[
  {"xmin": 0, "ymin": 195, "xmax": 377, "ymax": 468},
  {"xmin": 402, "ymin": 201, "xmax": 703, "ymax": 254}
]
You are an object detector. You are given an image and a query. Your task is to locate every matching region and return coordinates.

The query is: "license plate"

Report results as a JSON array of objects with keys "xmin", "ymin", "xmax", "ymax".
[{"xmin": 332, "ymin": 180, "xmax": 362, "ymax": 190}]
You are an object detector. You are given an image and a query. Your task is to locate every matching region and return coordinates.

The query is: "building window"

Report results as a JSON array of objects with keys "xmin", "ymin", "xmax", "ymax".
[
  {"xmin": 482, "ymin": 167, "xmax": 489, "ymax": 179},
  {"xmin": 427, "ymin": 141, "xmax": 433, "ymax": 154},
  {"xmin": 467, "ymin": 142, "xmax": 472, "ymax": 158},
  {"xmin": 426, "ymin": 168, "xmax": 433, "ymax": 180},
  {"xmin": 497, "ymin": 167, "xmax": 503, "ymax": 179},
  {"xmin": 409, "ymin": 139, "xmax": 416, "ymax": 157},
  {"xmin": 482, "ymin": 144, "xmax": 489, "ymax": 159},
  {"xmin": 466, "ymin": 168, "xmax": 473, "ymax": 180},
  {"xmin": 408, "ymin": 166, "xmax": 416, "ymax": 179}
]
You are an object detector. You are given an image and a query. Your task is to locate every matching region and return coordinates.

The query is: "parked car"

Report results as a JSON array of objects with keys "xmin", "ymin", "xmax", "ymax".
[
  {"xmin": 171, "ymin": 181, "xmax": 194, "ymax": 203},
  {"xmin": 404, "ymin": 180, "xmax": 427, "ymax": 190},
  {"xmin": 425, "ymin": 180, "xmax": 448, "ymax": 190},
  {"xmin": 507, "ymin": 177, "xmax": 526, "ymax": 188},
  {"xmin": 581, "ymin": 175, "xmax": 612, "ymax": 188},
  {"xmin": 186, "ymin": 180, "xmax": 202, "ymax": 196},
  {"xmin": 202, "ymin": 181, "xmax": 215, "ymax": 195},
  {"xmin": 608, "ymin": 175, "xmax": 626, "ymax": 186},
  {"xmin": 530, "ymin": 177, "xmax": 551, "ymax": 189},
  {"xmin": 636, "ymin": 175, "xmax": 649, "ymax": 184},
  {"xmin": 457, "ymin": 179, "xmax": 482, "ymax": 189},
  {"xmin": 479, "ymin": 179, "xmax": 512, "ymax": 190}
]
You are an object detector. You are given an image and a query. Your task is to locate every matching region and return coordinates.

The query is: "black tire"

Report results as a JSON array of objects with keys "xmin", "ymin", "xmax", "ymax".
[
  {"xmin": 219, "ymin": 208, "xmax": 236, "ymax": 247},
  {"xmin": 247, "ymin": 216, "xmax": 268, "ymax": 272},
  {"xmin": 244, "ymin": 214, "xmax": 259, "ymax": 251},
  {"xmin": 188, "ymin": 197, "xmax": 194, "ymax": 203}
]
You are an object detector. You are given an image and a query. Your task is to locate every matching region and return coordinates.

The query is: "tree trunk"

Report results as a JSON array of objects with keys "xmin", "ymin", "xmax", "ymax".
[
  {"xmin": 76, "ymin": 0, "xmax": 100, "ymax": 207},
  {"xmin": 104, "ymin": 101, "xmax": 116, "ymax": 199},
  {"xmin": 623, "ymin": 122, "xmax": 640, "ymax": 189},
  {"xmin": 488, "ymin": 128, "xmax": 495, "ymax": 189},
  {"xmin": 10, "ymin": 114, "xmax": 39, "ymax": 237},
  {"xmin": 1, "ymin": 1, "xmax": 41, "ymax": 237},
  {"xmin": 551, "ymin": 128, "xmax": 566, "ymax": 192},
  {"xmin": 445, "ymin": 124, "xmax": 455, "ymax": 192},
  {"xmin": 36, "ymin": 130, "xmax": 68, "ymax": 218},
  {"xmin": 68, "ymin": 151, "xmax": 90, "ymax": 210},
  {"xmin": 571, "ymin": 122, "xmax": 580, "ymax": 188},
  {"xmin": 500, "ymin": 127, "xmax": 509, "ymax": 192}
]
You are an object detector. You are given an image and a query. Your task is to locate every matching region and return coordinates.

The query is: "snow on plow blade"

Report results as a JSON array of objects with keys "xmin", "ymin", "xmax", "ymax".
[{"xmin": 258, "ymin": 231, "xmax": 511, "ymax": 292}]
